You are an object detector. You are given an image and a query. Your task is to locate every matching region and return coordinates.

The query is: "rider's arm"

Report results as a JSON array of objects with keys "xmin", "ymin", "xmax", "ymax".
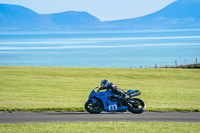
[{"xmin": 99, "ymin": 87, "xmax": 107, "ymax": 90}]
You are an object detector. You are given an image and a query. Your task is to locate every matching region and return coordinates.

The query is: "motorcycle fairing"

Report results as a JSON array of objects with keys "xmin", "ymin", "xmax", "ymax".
[{"xmin": 89, "ymin": 90, "xmax": 128, "ymax": 112}]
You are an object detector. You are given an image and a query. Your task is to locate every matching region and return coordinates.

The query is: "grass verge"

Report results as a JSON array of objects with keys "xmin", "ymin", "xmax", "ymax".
[
  {"xmin": 1, "ymin": 122, "xmax": 200, "ymax": 133},
  {"xmin": 0, "ymin": 66, "xmax": 200, "ymax": 112}
]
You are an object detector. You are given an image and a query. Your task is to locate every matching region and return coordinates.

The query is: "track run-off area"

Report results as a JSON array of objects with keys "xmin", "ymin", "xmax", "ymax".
[{"xmin": 0, "ymin": 111, "xmax": 200, "ymax": 123}]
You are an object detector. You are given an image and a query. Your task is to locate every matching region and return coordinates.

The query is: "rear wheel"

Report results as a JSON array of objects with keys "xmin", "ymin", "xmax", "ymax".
[
  {"xmin": 128, "ymin": 98, "xmax": 146, "ymax": 114},
  {"xmin": 85, "ymin": 99, "xmax": 103, "ymax": 114}
]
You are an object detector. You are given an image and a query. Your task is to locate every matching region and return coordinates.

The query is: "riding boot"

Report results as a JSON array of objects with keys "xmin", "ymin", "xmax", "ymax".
[{"xmin": 121, "ymin": 94, "xmax": 129, "ymax": 101}]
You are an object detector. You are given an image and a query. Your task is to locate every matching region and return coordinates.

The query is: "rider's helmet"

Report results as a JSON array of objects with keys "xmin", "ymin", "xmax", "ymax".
[{"xmin": 100, "ymin": 79, "xmax": 110, "ymax": 87}]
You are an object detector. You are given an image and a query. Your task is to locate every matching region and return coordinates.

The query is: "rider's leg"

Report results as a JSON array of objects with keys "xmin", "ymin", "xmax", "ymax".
[{"xmin": 113, "ymin": 88, "xmax": 129, "ymax": 100}]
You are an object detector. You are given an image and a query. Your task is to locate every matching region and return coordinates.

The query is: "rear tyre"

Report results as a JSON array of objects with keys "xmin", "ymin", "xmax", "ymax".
[
  {"xmin": 128, "ymin": 98, "xmax": 146, "ymax": 114},
  {"xmin": 85, "ymin": 99, "xmax": 103, "ymax": 114}
]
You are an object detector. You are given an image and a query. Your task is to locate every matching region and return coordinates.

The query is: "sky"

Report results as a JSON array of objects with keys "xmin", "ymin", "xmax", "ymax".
[{"xmin": 0, "ymin": 0, "xmax": 177, "ymax": 21}]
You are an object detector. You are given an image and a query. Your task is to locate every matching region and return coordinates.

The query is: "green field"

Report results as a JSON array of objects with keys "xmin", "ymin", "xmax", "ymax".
[
  {"xmin": 0, "ymin": 66, "xmax": 200, "ymax": 112},
  {"xmin": 1, "ymin": 122, "xmax": 200, "ymax": 133}
]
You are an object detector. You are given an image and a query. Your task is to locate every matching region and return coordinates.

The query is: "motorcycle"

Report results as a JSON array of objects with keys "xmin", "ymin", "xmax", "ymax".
[{"xmin": 85, "ymin": 87, "xmax": 146, "ymax": 114}]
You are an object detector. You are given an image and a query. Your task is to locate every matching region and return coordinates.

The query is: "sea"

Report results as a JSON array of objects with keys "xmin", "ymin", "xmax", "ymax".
[{"xmin": 0, "ymin": 29, "xmax": 200, "ymax": 68}]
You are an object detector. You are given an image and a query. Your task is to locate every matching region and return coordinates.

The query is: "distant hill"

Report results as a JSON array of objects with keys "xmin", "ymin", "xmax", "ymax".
[
  {"xmin": 0, "ymin": 4, "xmax": 101, "ymax": 30},
  {"xmin": 0, "ymin": 0, "xmax": 200, "ymax": 31},
  {"xmin": 105, "ymin": 0, "xmax": 200, "ymax": 29},
  {"xmin": 0, "ymin": 4, "xmax": 43, "ymax": 28}
]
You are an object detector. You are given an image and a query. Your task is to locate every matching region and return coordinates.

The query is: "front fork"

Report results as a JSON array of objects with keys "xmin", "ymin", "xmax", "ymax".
[{"xmin": 89, "ymin": 98, "xmax": 101, "ymax": 107}]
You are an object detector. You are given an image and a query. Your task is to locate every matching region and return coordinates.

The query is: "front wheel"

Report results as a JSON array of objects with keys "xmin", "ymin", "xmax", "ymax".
[
  {"xmin": 128, "ymin": 98, "xmax": 146, "ymax": 114},
  {"xmin": 85, "ymin": 99, "xmax": 103, "ymax": 114}
]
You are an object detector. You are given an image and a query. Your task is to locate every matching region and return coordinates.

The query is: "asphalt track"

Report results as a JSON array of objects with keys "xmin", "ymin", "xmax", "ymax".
[{"xmin": 0, "ymin": 111, "xmax": 200, "ymax": 123}]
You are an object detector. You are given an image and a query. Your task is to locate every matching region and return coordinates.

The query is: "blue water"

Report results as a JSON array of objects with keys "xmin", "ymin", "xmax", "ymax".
[{"xmin": 0, "ymin": 29, "xmax": 200, "ymax": 68}]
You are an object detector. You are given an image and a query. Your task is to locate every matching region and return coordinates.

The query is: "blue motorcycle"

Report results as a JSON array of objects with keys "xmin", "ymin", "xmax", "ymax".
[{"xmin": 85, "ymin": 87, "xmax": 146, "ymax": 114}]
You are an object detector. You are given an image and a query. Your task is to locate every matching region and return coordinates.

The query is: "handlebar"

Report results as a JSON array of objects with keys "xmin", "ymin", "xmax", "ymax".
[
  {"xmin": 93, "ymin": 87, "xmax": 106, "ymax": 92},
  {"xmin": 94, "ymin": 87, "xmax": 99, "ymax": 89},
  {"xmin": 93, "ymin": 87, "xmax": 100, "ymax": 92}
]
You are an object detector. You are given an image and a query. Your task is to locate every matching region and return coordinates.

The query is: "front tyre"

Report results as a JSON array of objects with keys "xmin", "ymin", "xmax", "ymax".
[
  {"xmin": 128, "ymin": 98, "xmax": 146, "ymax": 114},
  {"xmin": 85, "ymin": 99, "xmax": 103, "ymax": 114}
]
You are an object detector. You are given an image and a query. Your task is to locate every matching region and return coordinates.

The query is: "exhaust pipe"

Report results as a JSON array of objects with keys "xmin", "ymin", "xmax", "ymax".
[{"xmin": 129, "ymin": 91, "xmax": 141, "ymax": 97}]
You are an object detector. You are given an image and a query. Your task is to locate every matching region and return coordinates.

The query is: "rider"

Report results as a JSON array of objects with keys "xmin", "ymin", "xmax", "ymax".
[{"xmin": 99, "ymin": 79, "xmax": 129, "ymax": 101}]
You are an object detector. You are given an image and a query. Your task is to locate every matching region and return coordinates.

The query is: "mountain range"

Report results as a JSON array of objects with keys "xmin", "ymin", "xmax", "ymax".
[{"xmin": 0, "ymin": 0, "xmax": 200, "ymax": 31}]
